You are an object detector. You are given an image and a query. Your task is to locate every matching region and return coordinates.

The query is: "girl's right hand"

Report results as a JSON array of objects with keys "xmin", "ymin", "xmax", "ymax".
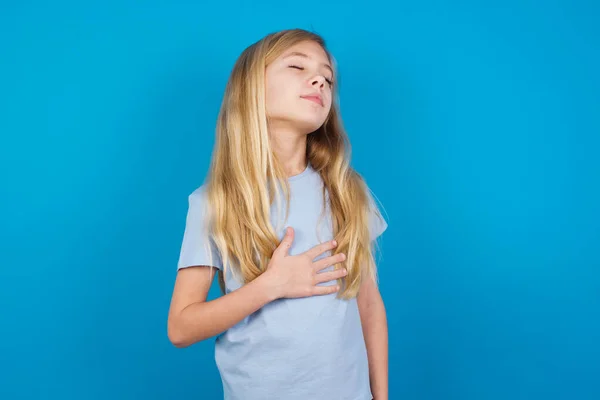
[{"xmin": 263, "ymin": 227, "xmax": 347, "ymax": 300}]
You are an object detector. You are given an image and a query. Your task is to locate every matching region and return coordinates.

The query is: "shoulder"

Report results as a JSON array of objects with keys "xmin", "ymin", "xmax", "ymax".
[
  {"xmin": 189, "ymin": 184, "xmax": 208, "ymax": 199},
  {"xmin": 365, "ymin": 184, "xmax": 388, "ymax": 241},
  {"xmin": 183, "ymin": 184, "xmax": 212, "ymax": 222},
  {"xmin": 187, "ymin": 184, "xmax": 209, "ymax": 207}
]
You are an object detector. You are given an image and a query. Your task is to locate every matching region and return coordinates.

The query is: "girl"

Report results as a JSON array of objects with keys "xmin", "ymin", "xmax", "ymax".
[{"xmin": 168, "ymin": 28, "xmax": 389, "ymax": 400}]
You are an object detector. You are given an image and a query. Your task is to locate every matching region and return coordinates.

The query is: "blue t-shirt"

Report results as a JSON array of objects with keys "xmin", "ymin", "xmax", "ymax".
[{"xmin": 177, "ymin": 163, "xmax": 388, "ymax": 400}]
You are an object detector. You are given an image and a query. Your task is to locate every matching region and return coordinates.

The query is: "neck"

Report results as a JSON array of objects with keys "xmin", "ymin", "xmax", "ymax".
[{"xmin": 269, "ymin": 125, "xmax": 309, "ymax": 177}]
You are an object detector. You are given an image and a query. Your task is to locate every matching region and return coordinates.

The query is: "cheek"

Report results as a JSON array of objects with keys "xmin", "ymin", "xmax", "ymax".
[
  {"xmin": 265, "ymin": 82, "xmax": 275, "ymax": 105},
  {"xmin": 266, "ymin": 83, "xmax": 295, "ymax": 115},
  {"xmin": 324, "ymin": 96, "xmax": 333, "ymax": 114},
  {"xmin": 266, "ymin": 81, "xmax": 281, "ymax": 102}
]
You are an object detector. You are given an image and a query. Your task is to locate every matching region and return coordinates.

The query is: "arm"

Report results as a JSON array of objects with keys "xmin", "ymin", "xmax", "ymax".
[
  {"xmin": 357, "ymin": 275, "xmax": 389, "ymax": 400},
  {"xmin": 167, "ymin": 228, "xmax": 343, "ymax": 348},
  {"xmin": 167, "ymin": 266, "xmax": 277, "ymax": 348}
]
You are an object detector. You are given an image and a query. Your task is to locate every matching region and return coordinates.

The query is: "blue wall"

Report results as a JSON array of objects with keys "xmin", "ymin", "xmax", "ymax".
[{"xmin": 1, "ymin": 1, "xmax": 598, "ymax": 399}]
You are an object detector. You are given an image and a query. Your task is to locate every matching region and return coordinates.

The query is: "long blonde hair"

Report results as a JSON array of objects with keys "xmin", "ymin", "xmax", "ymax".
[{"xmin": 204, "ymin": 28, "xmax": 385, "ymax": 299}]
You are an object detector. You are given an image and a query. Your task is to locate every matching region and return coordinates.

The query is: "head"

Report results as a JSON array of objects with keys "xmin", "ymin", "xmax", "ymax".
[
  {"xmin": 213, "ymin": 29, "xmax": 342, "ymax": 172},
  {"xmin": 264, "ymin": 38, "xmax": 335, "ymax": 136},
  {"xmin": 205, "ymin": 29, "xmax": 384, "ymax": 299}
]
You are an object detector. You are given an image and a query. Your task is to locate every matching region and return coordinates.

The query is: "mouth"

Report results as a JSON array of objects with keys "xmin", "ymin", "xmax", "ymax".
[{"xmin": 300, "ymin": 95, "xmax": 323, "ymax": 107}]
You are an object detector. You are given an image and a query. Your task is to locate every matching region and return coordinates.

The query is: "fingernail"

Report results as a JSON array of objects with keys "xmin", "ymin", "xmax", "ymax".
[{"xmin": 332, "ymin": 240, "xmax": 337, "ymax": 246}]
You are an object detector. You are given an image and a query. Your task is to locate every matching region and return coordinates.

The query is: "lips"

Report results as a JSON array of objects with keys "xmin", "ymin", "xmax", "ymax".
[{"xmin": 300, "ymin": 95, "xmax": 323, "ymax": 106}]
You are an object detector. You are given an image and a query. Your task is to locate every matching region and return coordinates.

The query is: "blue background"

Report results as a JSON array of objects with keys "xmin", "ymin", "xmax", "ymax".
[{"xmin": 1, "ymin": 1, "xmax": 598, "ymax": 399}]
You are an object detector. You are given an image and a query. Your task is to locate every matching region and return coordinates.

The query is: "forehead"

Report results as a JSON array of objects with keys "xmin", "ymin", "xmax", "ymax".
[{"xmin": 278, "ymin": 40, "xmax": 330, "ymax": 64}]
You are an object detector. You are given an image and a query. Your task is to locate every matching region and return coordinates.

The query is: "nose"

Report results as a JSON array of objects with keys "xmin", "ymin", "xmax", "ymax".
[{"xmin": 310, "ymin": 75, "xmax": 326, "ymax": 88}]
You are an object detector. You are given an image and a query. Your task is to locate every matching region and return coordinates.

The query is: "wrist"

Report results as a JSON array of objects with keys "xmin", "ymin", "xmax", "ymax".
[{"xmin": 257, "ymin": 270, "xmax": 282, "ymax": 302}]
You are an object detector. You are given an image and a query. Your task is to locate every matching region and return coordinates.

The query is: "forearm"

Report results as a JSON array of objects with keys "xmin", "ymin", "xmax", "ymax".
[
  {"xmin": 170, "ymin": 274, "xmax": 277, "ymax": 347},
  {"xmin": 360, "ymin": 293, "xmax": 389, "ymax": 400}
]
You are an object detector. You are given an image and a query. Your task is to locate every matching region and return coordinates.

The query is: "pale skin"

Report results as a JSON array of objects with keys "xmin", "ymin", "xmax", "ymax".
[
  {"xmin": 167, "ymin": 228, "xmax": 346, "ymax": 345},
  {"xmin": 358, "ymin": 274, "xmax": 390, "ymax": 400},
  {"xmin": 168, "ymin": 40, "xmax": 389, "ymax": 399}
]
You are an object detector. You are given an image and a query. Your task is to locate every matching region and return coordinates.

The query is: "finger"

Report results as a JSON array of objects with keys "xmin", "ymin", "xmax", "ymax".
[
  {"xmin": 311, "ymin": 284, "xmax": 340, "ymax": 296},
  {"xmin": 313, "ymin": 252, "xmax": 346, "ymax": 272},
  {"xmin": 315, "ymin": 268, "xmax": 347, "ymax": 284},
  {"xmin": 305, "ymin": 239, "xmax": 337, "ymax": 261},
  {"xmin": 273, "ymin": 227, "xmax": 294, "ymax": 258}
]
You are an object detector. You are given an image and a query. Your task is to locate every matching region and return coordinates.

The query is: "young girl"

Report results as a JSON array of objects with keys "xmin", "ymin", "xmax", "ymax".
[{"xmin": 168, "ymin": 28, "xmax": 389, "ymax": 400}]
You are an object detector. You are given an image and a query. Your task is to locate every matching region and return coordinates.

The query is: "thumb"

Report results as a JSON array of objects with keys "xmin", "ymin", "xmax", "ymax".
[{"xmin": 276, "ymin": 227, "xmax": 294, "ymax": 257}]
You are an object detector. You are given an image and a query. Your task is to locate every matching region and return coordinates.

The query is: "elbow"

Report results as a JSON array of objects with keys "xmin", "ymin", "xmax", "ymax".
[{"xmin": 167, "ymin": 318, "xmax": 191, "ymax": 348}]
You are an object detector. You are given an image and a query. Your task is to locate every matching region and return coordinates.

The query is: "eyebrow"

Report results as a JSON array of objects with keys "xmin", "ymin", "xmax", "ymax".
[{"xmin": 282, "ymin": 51, "xmax": 333, "ymax": 75}]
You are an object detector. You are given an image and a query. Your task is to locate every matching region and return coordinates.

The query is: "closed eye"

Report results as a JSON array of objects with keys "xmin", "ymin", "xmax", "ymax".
[{"xmin": 289, "ymin": 65, "xmax": 333, "ymax": 87}]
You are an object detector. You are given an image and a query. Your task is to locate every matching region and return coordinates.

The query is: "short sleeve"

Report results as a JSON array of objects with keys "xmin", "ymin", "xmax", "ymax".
[
  {"xmin": 177, "ymin": 187, "xmax": 223, "ymax": 271},
  {"xmin": 367, "ymin": 190, "xmax": 388, "ymax": 242}
]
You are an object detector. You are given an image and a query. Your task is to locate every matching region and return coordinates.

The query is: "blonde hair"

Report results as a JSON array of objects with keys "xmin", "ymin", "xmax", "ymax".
[{"xmin": 204, "ymin": 28, "xmax": 385, "ymax": 299}]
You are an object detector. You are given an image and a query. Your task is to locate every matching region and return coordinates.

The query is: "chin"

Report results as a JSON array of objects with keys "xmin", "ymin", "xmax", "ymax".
[
  {"xmin": 294, "ymin": 115, "xmax": 328, "ymax": 134},
  {"xmin": 297, "ymin": 122, "xmax": 325, "ymax": 134}
]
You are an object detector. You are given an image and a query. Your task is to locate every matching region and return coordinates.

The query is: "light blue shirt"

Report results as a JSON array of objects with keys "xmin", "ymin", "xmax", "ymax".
[{"xmin": 177, "ymin": 163, "xmax": 388, "ymax": 400}]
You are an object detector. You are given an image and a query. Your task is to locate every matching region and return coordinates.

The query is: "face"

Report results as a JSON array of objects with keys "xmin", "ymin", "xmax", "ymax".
[{"xmin": 265, "ymin": 40, "xmax": 334, "ymax": 135}]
